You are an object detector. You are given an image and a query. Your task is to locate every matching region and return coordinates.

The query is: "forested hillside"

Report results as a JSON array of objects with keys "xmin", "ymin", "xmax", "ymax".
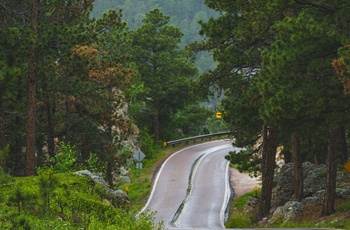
[
  {"xmin": 91, "ymin": 0, "xmax": 219, "ymax": 74},
  {"xmin": 0, "ymin": 0, "xmax": 218, "ymax": 177},
  {"xmin": 197, "ymin": 0, "xmax": 350, "ymax": 220},
  {"xmin": 92, "ymin": 0, "xmax": 217, "ymax": 41},
  {"xmin": 2, "ymin": 0, "xmax": 350, "ymax": 228},
  {"xmin": 0, "ymin": 0, "xmax": 212, "ymax": 228}
]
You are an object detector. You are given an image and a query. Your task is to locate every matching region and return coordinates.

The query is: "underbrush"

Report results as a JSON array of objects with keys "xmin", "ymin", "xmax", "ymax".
[
  {"xmin": 226, "ymin": 187, "xmax": 350, "ymax": 229},
  {"xmin": 0, "ymin": 170, "xmax": 160, "ymax": 229},
  {"xmin": 225, "ymin": 189, "xmax": 258, "ymax": 228}
]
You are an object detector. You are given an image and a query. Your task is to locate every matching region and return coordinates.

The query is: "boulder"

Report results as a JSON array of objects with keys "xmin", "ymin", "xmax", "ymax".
[
  {"xmin": 336, "ymin": 188, "xmax": 350, "ymax": 199},
  {"xmin": 119, "ymin": 166, "xmax": 129, "ymax": 176},
  {"xmin": 271, "ymin": 162, "xmax": 327, "ymax": 211},
  {"xmin": 74, "ymin": 170, "xmax": 130, "ymax": 208},
  {"xmin": 270, "ymin": 201, "xmax": 303, "ymax": 224},
  {"xmin": 107, "ymin": 189, "xmax": 130, "ymax": 208},
  {"xmin": 271, "ymin": 163, "xmax": 295, "ymax": 211},
  {"xmin": 302, "ymin": 162, "xmax": 327, "ymax": 196},
  {"xmin": 303, "ymin": 196, "xmax": 321, "ymax": 205},
  {"xmin": 74, "ymin": 170, "xmax": 108, "ymax": 189},
  {"xmin": 243, "ymin": 196, "xmax": 259, "ymax": 217},
  {"xmin": 118, "ymin": 176, "xmax": 131, "ymax": 184}
]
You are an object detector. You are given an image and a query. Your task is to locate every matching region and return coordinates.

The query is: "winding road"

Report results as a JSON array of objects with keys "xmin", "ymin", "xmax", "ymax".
[{"xmin": 140, "ymin": 139, "xmax": 240, "ymax": 229}]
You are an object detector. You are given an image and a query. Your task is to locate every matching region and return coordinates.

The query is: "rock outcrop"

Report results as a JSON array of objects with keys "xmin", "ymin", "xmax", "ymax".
[
  {"xmin": 271, "ymin": 162, "xmax": 327, "ymax": 211},
  {"xmin": 75, "ymin": 170, "xmax": 130, "ymax": 207},
  {"xmin": 270, "ymin": 201, "xmax": 303, "ymax": 224},
  {"xmin": 267, "ymin": 161, "xmax": 350, "ymax": 223}
]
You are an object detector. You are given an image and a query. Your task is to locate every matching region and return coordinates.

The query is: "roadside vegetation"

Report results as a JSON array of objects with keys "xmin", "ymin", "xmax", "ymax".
[
  {"xmin": 0, "ymin": 138, "xmax": 194, "ymax": 229},
  {"xmin": 0, "ymin": 169, "xmax": 160, "ymax": 229},
  {"xmin": 0, "ymin": 142, "xmax": 169, "ymax": 229},
  {"xmin": 225, "ymin": 169, "xmax": 350, "ymax": 229}
]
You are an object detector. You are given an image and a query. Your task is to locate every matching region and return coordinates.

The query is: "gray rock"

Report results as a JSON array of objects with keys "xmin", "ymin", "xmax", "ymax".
[
  {"xmin": 270, "ymin": 206, "xmax": 285, "ymax": 224},
  {"xmin": 303, "ymin": 196, "xmax": 321, "ymax": 205},
  {"xmin": 243, "ymin": 196, "xmax": 259, "ymax": 216},
  {"xmin": 74, "ymin": 170, "xmax": 130, "ymax": 207},
  {"xmin": 107, "ymin": 189, "xmax": 130, "ymax": 207},
  {"xmin": 303, "ymin": 163, "xmax": 327, "ymax": 196},
  {"xmin": 270, "ymin": 201, "xmax": 303, "ymax": 224},
  {"xmin": 271, "ymin": 162, "xmax": 327, "ymax": 211},
  {"xmin": 119, "ymin": 176, "xmax": 131, "ymax": 184},
  {"xmin": 336, "ymin": 188, "xmax": 350, "ymax": 199},
  {"xmin": 107, "ymin": 189, "xmax": 127, "ymax": 198},
  {"xmin": 271, "ymin": 163, "xmax": 295, "ymax": 211},
  {"xmin": 119, "ymin": 166, "xmax": 129, "ymax": 176},
  {"xmin": 74, "ymin": 170, "xmax": 109, "ymax": 189}
]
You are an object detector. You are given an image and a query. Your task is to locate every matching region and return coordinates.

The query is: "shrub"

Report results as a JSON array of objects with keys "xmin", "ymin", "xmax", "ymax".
[
  {"xmin": 51, "ymin": 143, "xmax": 78, "ymax": 173},
  {"xmin": 225, "ymin": 211, "xmax": 252, "ymax": 228},
  {"xmin": 336, "ymin": 200, "xmax": 350, "ymax": 212},
  {"xmin": 87, "ymin": 152, "xmax": 106, "ymax": 173},
  {"xmin": 38, "ymin": 170, "xmax": 58, "ymax": 214},
  {"xmin": 37, "ymin": 142, "xmax": 80, "ymax": 174}
]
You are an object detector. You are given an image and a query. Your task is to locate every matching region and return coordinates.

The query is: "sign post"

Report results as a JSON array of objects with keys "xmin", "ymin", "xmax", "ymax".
[{"xmin": 133, "ymin": 150, "xmax": 146, "ymax": 181}]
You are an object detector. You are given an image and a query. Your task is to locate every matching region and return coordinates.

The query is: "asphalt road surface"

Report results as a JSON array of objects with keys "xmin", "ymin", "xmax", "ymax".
[{"xmin": 140, "ymin": 139, "xmax": 239, "ymax": 229}]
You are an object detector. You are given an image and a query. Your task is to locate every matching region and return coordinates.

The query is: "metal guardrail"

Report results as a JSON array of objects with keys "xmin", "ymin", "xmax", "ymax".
[{"xmin": 165, "ymin": 131, "xmax": 237, "ymax": 147}]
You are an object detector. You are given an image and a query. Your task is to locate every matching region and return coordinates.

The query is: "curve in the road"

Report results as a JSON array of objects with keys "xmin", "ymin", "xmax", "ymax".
[
  {"xmin": 140, "ymin": 140, "xmax": 237, "ymax": 229},
  {"xmin": 172, "ymin": 146, "xmax": 231, "ymax": 228}
]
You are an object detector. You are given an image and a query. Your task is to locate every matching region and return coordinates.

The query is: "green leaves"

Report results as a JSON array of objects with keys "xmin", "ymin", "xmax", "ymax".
[
  {"xmin": 130, "ymin": 9, "xmax": 198, "ymax": 141},
  {"xmin": 198, "ymin": 0, "xmax": 350, "ymax": 151}
]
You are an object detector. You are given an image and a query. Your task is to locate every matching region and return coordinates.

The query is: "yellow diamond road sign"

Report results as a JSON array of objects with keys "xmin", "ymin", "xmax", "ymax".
[{"xmin": 344, "ymin": 160, "xmax": 350, "ymax": 173}]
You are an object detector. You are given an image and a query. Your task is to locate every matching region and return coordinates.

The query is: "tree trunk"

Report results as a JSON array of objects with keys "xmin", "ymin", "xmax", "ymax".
[
  {"xmin": 65, "ymin": 73, "xmax": 71, "ymax": 143},
  {"xmin": 9, "ymin": 78, "xmax": 25, "ymax": 175},
  {"xmin": 292, "ymin": 132, "xmax": 303, "ymax": 201},
  {"xmin": 0, "ymin": 81, "xmax": 5, "ymax": 171},
  {"xmin": 45, "ymin": 99, "xmax": 55, "ymax": 158},
  {"xmin": 152, "ymin": 109, "xmax": 160, "ymax": 142},
  {"xmin": 340, "ymin": 126, "xmax": 348, "ymax": 165},
  {"xmin": 258, "ymin": 125, "xmax": 278, "ymax": 220},
  {"xmin": 42, "ymin": 76, "xmax": 55, "ymax": 158},
  {"xmin": 106, "ymin": 156, "xmax": 113, "ymax": 188},
  {"xmin": 26, "ymin": 0, "xmax": 39, "ymax": 176},
  {"xmin": 322, "ymin": 127, "xmax": 337, "ymax": 216},
  {"xmin": 13, "ymin": 134, "xmax": 25, "ymax": 176},
  {"xmin": 0, "ymin": 81, "xmax": 4, "ymax": 151}
]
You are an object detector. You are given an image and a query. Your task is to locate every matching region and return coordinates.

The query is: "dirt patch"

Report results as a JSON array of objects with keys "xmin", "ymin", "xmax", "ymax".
[
  {"xmin": 296, "ymin": 198, "xmax": 350, "ymax": 223},
  {"xmin": 230, "ymin": 167, "xmax": 260, "ymax": 200}
]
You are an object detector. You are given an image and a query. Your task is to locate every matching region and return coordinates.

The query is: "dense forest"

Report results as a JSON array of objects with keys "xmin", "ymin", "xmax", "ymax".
[
  {"xmin": 0, "ymin": 0, "xmax": 220, "ymax": 177},
  {"xmin": 197, "ymin": 0, "xmax": 350, "ymax": 218},
  {"xmin": 91, "ymin": 0, "xmax": 219, "ymax": 75},
  {"xmin": 1, "ymin": 0, "xmax": 350, "ymax": 228}
]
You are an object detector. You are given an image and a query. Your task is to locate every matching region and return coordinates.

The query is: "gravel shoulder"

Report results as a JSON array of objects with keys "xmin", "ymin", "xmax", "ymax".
[{"xmin": 230, "ymin": 167, "xmax": 260, "ymax": 200}]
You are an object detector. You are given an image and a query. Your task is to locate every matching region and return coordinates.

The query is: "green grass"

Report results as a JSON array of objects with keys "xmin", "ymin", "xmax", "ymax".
[
  {"xmin": 235, "ymin": 189, "xmax": 260, "ymax": 211},
  {"xmin": 225, "ymin": 211, "xmax": 252, "ymax": 228},
  {"xmin": 0, "ymin": 170, "xmax": 158, "ymax": 229}
]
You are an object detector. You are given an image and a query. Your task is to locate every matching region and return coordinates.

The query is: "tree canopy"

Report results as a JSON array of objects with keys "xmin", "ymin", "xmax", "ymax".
[{"xmin": 197, "ymin": 0, "xmax": 350, "ymax": 218}]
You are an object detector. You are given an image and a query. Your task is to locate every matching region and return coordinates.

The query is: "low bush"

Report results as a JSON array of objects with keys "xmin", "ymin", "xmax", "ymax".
[{"xmin": 225, "ymin": 211, "xmax": 252, "ymax": 228}]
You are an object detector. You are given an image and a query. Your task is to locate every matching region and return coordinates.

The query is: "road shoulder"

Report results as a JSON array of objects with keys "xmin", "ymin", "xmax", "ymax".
[{"xmin": 230, "ymin": 167, "xmax": 260, "ymax": 200}]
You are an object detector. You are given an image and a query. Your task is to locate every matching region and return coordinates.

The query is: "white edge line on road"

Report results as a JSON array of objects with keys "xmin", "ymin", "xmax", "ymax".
[
  {"xmin": 220, "ymin": 160, "xmax": 231, "ymax": 229},
  {"xmin": 172, "ymin": 152, "xmax": 206, "ymax": 227},
  {"xmin": 173, "ymin": 144, "xmax": 234, "ymax": 228},
  {"xmin": 138, "ymin": 140, "xmax": 226, "ymax": 215}
]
